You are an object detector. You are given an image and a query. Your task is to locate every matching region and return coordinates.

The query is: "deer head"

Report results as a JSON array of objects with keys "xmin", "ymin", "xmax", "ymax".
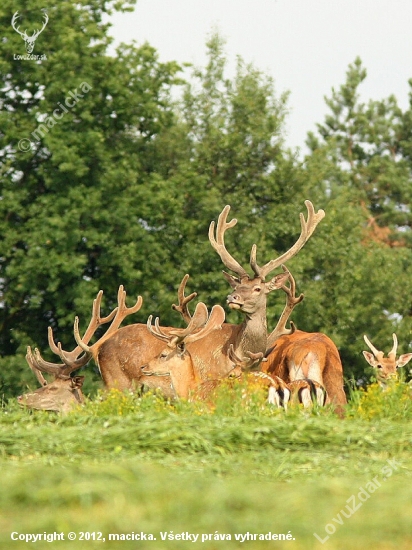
[
  {"xmin": 18, "ymin": 375, "xmax": 85, "ymax": 413},
  {"xmin": 11, "ymin": 10, "xmax": 49, "ymax": 54},
  {"xmin": 363, "ymin": 334, "xmax": 412, "ymax": 385},
  {"xmin": 142, "ymin": 302, "xmax": 225, "ymax": 399}
]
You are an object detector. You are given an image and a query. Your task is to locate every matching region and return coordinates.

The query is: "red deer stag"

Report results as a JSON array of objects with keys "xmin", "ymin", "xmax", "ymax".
[
  {"xmin": 206, "ymin": 201, "xmax": 325, "ymax": 367},
  {"xmin": 362, "ymin": 334, "xmax": 412, "ymax": 385},
  {"xmin": 22, "ymin": 286, "xmax": 146, "ymax": 409}
]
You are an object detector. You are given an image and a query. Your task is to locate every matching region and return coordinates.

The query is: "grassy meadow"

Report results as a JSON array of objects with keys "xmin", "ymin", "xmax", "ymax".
[{"xmin": 1, "ymin": 380, "xmax": 412, "ymax": 550}]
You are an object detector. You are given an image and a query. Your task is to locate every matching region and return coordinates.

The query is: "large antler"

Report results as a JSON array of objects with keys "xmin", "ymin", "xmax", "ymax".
[
  {"xmin": 147, "ymin": 303, "xmax": 225, "ymax": 348},
  {"xmin": 209, "ymin": 202, "xmax": 324, "ymax": 282},
  {"xmin": 250, "ymin": 201, "xmax": 325, "ymax": 281},
  {"xmin": 266, "ymin": 265, "xmax": 303, "ymax": 347},
  {"xmin": 74, "ymin": 285, "xmax": 142, "ymax": 353},
  {"xmin": 25, "ymin": 290, "xmax": 116, "ymax": 380},
  {"xmin": 209, "ymin": 205, "xmax": 249, "ymax": 280}
]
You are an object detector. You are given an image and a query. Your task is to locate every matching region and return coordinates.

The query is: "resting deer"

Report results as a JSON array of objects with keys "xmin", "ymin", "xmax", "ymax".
[
  {"xmin": 142, "ymin": 311, "xmax": 292, "ymax": 408},
  {"xmin": 362, "ymin": 334, "xmax": 412, "ymax": 385},
  {"xmin": 22, "ymin": 201, "xmax": 324, "ymax": 407},
  {"xmin": 18, "ymin": 354, "xmax": 85, "ymax": 413},
  {"xmin": 141, "ymin": 302, "xmax": 226, "ymax": 398}
]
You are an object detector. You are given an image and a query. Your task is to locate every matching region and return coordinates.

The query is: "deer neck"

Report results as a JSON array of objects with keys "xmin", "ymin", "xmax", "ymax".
[
  {"xmin": 170, "ymin": 360, "xmax": 199, "ymax": 399},
  {"xmin": 235, "ymin": 309, "xmax": 268, "ymax": 357}
]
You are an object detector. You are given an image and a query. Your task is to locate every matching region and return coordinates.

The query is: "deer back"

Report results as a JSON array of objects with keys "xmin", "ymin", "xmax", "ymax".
[{"xmin": 264, "ymin": 330, "xmax": 346, "ymax": 407}]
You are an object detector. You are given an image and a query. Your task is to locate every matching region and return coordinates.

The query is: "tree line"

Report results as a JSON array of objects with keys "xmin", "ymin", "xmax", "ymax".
[{"xmin": 1, "ymin": 0, "xmax": 411, "ymax": 397}]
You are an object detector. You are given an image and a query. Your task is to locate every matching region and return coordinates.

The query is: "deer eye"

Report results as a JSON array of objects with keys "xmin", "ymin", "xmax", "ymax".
[
  {"xmin": 376, "ymin": 364, "xmax": 382, "ymax": 369},
  {"xmin": 253, "ymin": 286, "xmax": 262, "ymax": 293}
]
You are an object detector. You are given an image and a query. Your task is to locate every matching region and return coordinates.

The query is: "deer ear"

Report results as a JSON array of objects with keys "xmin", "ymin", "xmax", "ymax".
[
  {"xmin": 265, "ymin": 271, "xmax": 289, "ymax": 292},
  {"xmin": 71, "ymin": 376, "xmax": 85, "ymax": 388},
  {"xmin": 222, "ymin": 271, "xmax": 240, "ymax": 288},
  {"xmin": 362, "ymin": 351, "xmax": 378, "ymax": 367},
  {"xmin": 396, "ymin": 353, "xmax": 412, "ymax": 368}
]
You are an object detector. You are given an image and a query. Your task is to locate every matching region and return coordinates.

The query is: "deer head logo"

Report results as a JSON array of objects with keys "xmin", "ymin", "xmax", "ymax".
[{"xmin": 11, "ymin": 10, "xmax": 49, "ymax": 54}]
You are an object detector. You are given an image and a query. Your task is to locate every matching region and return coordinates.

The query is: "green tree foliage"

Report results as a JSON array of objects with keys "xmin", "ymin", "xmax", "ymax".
[
  {"xmin": 0, "ymin": 0, "xmax": 181, "ymax": 395},
  {"xmin": 0, "ymin": 8, "xmax": 296, "ymax": 397},
  {"xmin": 300, "ymin": 59, "xmax": 412, "ymax": 381}
]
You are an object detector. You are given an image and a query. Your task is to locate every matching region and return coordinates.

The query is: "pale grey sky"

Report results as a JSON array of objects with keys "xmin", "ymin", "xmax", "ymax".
[{"xmin": 109, "ymin": 0, "xmax": 412, "ymax": 152}]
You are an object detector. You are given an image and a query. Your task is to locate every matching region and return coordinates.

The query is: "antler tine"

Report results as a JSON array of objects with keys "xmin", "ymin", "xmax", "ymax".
[
  {"xmin": 171, "ymin": 274, "xmax": 197, "ymax": 324},
  {"xmin": 26, "ymin": 346, "xmax": 48, "ymax": 387},
  {"xmin": 169, "ymin": 302, "xmax": 209, "ymax": 341},
  {"xmin": 267, "ymin": 265, "xmax": 304, "ymax": 347},
  {"xmin": 228, "ymin": 343, "xmax": 244, "ymax": 365},
  {"xmin": 183, "ymin": 304, "xmax": 225, "ymax": 345},
  {"xmin": 250, "ymin": 200, "xmax": 325, "ymax": 281},
  {"xmin": 209, "ymin": 205, "xmax": 249, "ymax": 279},
  {"xmin": 112, "ymin": 285, "xmax": 143, "ymax": 329},
  {"xmin": 389, "ymin": 333, "xmax": 398, "ymax": 358},
  {"xmin": 228, "ymin": 344, "xmax": 265, "ymax": 371},
  {"xmin": 147, "ymin": 315, "xmax": 171, "ymax": 343},
  {"xmin": 363, "ymin": 335, "xmax": 384, "ymax": 359},
  {"xmin": 48, "ymin": 290, "xmax": 118, "ymax": 363}
]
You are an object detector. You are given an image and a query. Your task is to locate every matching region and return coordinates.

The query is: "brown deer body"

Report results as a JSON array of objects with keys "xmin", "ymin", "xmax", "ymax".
[{"xmin": 263, "ymin": 330, "xmax": 346, "ymax": 409}]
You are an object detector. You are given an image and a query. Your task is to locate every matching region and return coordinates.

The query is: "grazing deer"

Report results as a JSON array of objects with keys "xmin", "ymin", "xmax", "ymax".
[{"xmin": 362, "ymin": 334, "xmax": 412, "ymax": 385}]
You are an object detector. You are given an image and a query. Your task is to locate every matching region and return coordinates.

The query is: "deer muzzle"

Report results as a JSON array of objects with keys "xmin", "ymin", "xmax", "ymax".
[{"xmin": 227, "ymin": 293, "xmax": 243, "ymax": 310}]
